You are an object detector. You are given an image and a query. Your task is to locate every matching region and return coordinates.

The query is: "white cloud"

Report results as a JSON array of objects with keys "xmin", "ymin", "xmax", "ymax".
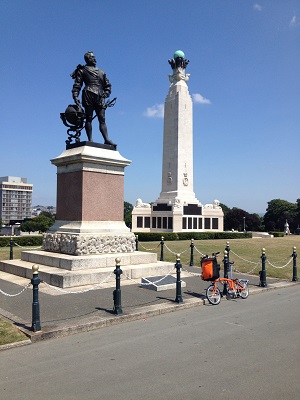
[
  {"xmin": 143, "ymin": 103, "xmax": 164, "ymax": 118},
  {"xmin": 289, "ymin": 15, "xmax": 297, "ymax": 28},
  {"xmin": 253, "ymin": 4, "xmax": 262, "ymax": 11},
  {"xmin": 192, "ymin": 93, "xmax": 211, "ymax": 105}
]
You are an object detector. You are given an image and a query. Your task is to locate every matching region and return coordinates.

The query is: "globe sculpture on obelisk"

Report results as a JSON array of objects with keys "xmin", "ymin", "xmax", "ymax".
[{"xmin": 132, "ymin": 51, "xmax": 224, "ymax": 232}]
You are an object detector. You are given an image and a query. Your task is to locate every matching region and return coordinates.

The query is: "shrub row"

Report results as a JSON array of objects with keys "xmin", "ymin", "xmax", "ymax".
[
  {"xmin": 269, "ymin": 232, "xmax": 285, "ymax": 238},
  {"xmin": 134, "ymin": 232, "xmax": 252, "ymax": 242},
  {"xmin": 0, "ymin": 236, "xmax": 43, "ymax": 247}
]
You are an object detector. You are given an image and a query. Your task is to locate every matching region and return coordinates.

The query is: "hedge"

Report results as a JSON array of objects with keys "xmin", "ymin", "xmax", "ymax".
[
  {"xmin": 269, "ymin": 232, "xmax": 285, "ymax": 238},
  {"xmin": 134, "ymin": 232, "xmax": 252, "ymax": 241},
  {"xmin": 0, "ymin": 236, "xmax": 43, "ymax": 247}
]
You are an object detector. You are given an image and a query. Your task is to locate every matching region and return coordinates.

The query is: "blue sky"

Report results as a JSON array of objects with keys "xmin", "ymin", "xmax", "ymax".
[{"xmin": 1, "ymin": 0, "xmax": 299, "ymax": 214}]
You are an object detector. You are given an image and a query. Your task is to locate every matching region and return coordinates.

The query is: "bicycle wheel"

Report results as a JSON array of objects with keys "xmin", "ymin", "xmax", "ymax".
[
  {"xmin": 238, "ymin": 281, "xmax": 249, "ymax": 299},
  {"xmin": 206, "ymin": 285, "xmax": 221, "ymax": 305}
]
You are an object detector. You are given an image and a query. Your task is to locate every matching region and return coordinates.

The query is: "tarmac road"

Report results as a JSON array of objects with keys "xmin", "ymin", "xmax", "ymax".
[{"xmin": 0, "ymin": 285, "xmax": 299, "ymax": 400}]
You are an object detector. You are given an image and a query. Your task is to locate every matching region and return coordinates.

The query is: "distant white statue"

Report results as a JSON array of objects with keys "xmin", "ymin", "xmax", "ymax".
[
  {"xmin": 135, "ymin": 198, "xmax": 151, "ymax": 208},
  {"xmin": 284, "ymin": 220, "xmax": 290, "ymax": 235}
]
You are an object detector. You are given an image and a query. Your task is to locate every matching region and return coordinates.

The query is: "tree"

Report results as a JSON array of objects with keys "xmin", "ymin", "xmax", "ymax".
[
  {"xmin": 20, "ymin": 212, "xmax": 55, "ymax": 234},
  {"xmin": 295, "ymin": 199, "xmax": 300, "ymax": 229},
  {"xmin": 124, "ymin": 201, "xmax": 133, "ymax": 228},
  {"xmin": 224, "ymin": 207, "xmax": 263, "ymax": 232},
  {"xmin": 20, "ymin": 220, "xmax": 39, "ymax": 234},
  {"xmin": 263, "ymin": 199, "xmax": 297, "ymax": 232},
  {"xmin": 219, "ymin": 203, "xmax": 230, "ymax": 217}
]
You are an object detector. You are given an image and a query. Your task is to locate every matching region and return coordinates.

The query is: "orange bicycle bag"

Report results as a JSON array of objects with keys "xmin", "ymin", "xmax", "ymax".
[{"xmin": 201, "ymin": 257, "xmax": 220, "ymax": 281}]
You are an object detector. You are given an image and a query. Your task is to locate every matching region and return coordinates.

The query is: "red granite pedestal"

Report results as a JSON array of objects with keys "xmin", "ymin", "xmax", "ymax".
[{"xmin": 43, "ymin": 143, "xmax": 136, "ymax": 255}]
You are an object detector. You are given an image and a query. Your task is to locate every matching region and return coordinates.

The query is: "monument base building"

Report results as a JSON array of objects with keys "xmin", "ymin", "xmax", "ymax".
[
  {"xmin": 132, "ymin": 50, "xmax": 223, "ymax": 233},
  {"xmin": 132, "ymin": 199, "xmax": 223, "ymax": 233}
]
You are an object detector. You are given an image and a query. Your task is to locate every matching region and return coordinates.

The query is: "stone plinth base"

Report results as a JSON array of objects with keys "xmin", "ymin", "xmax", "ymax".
[
  {"xmin": 0, "ymin": 250, "xmax": 174, "ymax": 288},
  {"xmin": 43, "ymin": 232, "xmax": 136, "ymax": 256}
]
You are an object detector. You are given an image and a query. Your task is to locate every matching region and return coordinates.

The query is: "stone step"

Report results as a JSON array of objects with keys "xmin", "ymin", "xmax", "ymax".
[
  {"xmin": 0, "ymin": 259, "xmax": 175, "ymax": 289},
  {"xmin": 20, "ymin": 250, "xmax": 158, "ymax": 271}
]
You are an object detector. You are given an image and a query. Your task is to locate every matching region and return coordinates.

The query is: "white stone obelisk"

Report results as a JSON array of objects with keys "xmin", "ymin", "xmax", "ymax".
[
  {"xmin": 131, "ymin": 50, "xmax": 223, "ymax": 233},
  {"xmin": 156, "ymin": 50, "xmax": 200, "ymax": 207}
]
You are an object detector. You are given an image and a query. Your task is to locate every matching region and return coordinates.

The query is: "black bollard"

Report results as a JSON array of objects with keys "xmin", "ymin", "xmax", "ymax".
[
  {"xmin": 189, "ymin": 239, "xmax": 194, "ymax": 266},
  {"xmin": 225, "ymin": 241, "xmax": 231, "ymax": 276},
  {"xmin": 113, "ymin": 258, "xmax": 123, "ymax": 315},
  {"xmin": 9, "ymin": 237, "xmax": 13, "ymax": 260},
  {"xmin": 135, "ymin": 235, "xmax": 139, "ymax": 251},
  {"xmin": 174, "ymin": 254, "xmax": 183, "ymax": 303},
  {"xmin": 160, "ymin": 236, "xmax": 164, "ymax": 261},
  {"xmin": 31, "ymin": 265, "xmax": 41, "ymax": 332},
  {"xmin": 223, "ymin": 250, "xmax": 229, "ymax": 295},
  {"xmin": 259, "ymin": 248, "xmax": 267, "ymax": 287},
  {"xmin": 292, "ymin": 246, "xmax": 298, "ymax": 282}
]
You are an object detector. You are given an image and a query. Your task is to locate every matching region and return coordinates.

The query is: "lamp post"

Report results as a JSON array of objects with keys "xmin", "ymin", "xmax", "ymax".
[{"xmin": 243, "ymin": 216, "xmax": 246, "ymax": 233}]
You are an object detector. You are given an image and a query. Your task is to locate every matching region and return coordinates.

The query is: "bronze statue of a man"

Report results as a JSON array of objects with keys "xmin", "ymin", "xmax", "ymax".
[{"xmin": 71, "ymin": 51, "xmax": 115, "ymax": 145}]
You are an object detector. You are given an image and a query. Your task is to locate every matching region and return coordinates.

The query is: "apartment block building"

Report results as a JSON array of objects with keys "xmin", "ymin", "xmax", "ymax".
[{"xmin": 0, "ymin": 176, "xmax": 33, "ymax": 225}]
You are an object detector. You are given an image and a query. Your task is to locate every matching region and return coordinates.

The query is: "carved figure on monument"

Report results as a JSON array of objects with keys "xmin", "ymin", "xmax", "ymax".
[
  {"xmin": 183, "ymin": 172, "xmax": 189, "ymax": 186},
  {"xmin": 135, "ymin": 198, "xmax": 151, "ymax": 208},
  {"xmin": 204, "ymin": 200, "xmax": 222, "ymax": 209},
  {"xmin": 213, "ymin": 200, "xmax": 221, "ymax": 209},
  {"xmin": 60, "ymin": 51, "xmax": 117, "ymax": 146},
  {"xmin": 168, "ymin": 50, "xmax": 190, "ymax": 84},
  {"xmin": 174, "ymin": 198, "xmax": 182, "ymax": 208}
]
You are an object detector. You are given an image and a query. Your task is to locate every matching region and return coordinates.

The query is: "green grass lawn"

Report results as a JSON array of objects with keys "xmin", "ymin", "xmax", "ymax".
[
  {"xmin": 0, "ymin": 318, "xmax": 28, "ymax": 346},
  {"xmin": 0, "ymin": 237, "xmax": 299, "ymax": 280},
  {"xmin": 0, "ymin": 245, "xmax": 26, "ymax": 261},
  {"xmin": 138, "ymin": 236, "xmax": 300, "ymax": 280}
]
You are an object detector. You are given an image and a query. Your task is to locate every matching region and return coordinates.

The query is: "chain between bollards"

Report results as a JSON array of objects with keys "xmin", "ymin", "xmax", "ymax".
[
  {"xmin": 259, "ymin": 248, "xmax": 267, "ymax": 287},
  {"xmin": 189, "ymin": 239, "xmax": 194, "ymax": 266},
  {"xmin": 113, "ymin": 258, "xmax": 123, "ymax": 315},
  {"xmin": 292, "ymin": 246, "xmax": 298, "ymax": 282},
  {"xmin": 31, "ymin": 265, "xmax": 41, "ymax": 332},
  {"xmin": 9, "ymin": 237, "xmax": 14, "ymax": 260},
  {"xmin": 160, "ymin": 236, "xmax": 164, "ymax": 261},
  {"xmin": 174, "ymin": 254, "xmax": 183, "ymax": 303}
]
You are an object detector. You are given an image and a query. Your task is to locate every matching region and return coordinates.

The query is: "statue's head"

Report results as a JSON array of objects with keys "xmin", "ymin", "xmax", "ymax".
[{"xmin": 84, "ymin": 51, "xmax": 96, "ymax": 66}]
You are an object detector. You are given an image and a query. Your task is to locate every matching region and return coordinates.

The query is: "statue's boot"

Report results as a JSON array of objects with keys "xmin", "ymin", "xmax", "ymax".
[
  {"xmin": 105, "ymin": 138, "xmax": 116, "ymax": 146},
  {"xmin": 103, "ymin": 133, "xmax": 116, "ymax": 146}
]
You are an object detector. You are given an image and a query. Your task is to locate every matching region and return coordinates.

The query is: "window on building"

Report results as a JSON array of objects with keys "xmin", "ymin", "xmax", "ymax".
[
  {"xmin": 157, "ymin": 217, "xmax": 162, "ymax": 229},
  {"xmin": 212, "ymin": 218, "xmax": 218, "ymax": 229},
  {"xmin": 137, "ymin": 216, "xmax": 143, "ymax": 228},
  {"xmin": 163, "ymin": 217, "xmax": 167, "ymax": 229},
  {"xmin": 193, "ymin": 218, "xmax": 197, "ymax": 229},
  {"xmin": 204, "ymin": 218, "xmax": 211, "ymax": 229},
  {"xmin": 152, "ymin": 217, "xmax": 156, "ymax": 228}
]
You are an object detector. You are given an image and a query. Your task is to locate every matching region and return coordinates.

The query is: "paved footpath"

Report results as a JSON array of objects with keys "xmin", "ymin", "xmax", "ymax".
[
  {"xmin": 0, "ymin": 265, "xmax": 298, "ymax": 346},
  {"xmin": 1, "ymin": 286, "xmax": 299, "ymax": 400}
]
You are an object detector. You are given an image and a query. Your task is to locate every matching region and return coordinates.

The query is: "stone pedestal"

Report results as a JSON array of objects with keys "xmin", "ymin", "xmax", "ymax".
[{"xmin": 43, "ymin": 142, "xmax": 136, "ymax": 255}]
